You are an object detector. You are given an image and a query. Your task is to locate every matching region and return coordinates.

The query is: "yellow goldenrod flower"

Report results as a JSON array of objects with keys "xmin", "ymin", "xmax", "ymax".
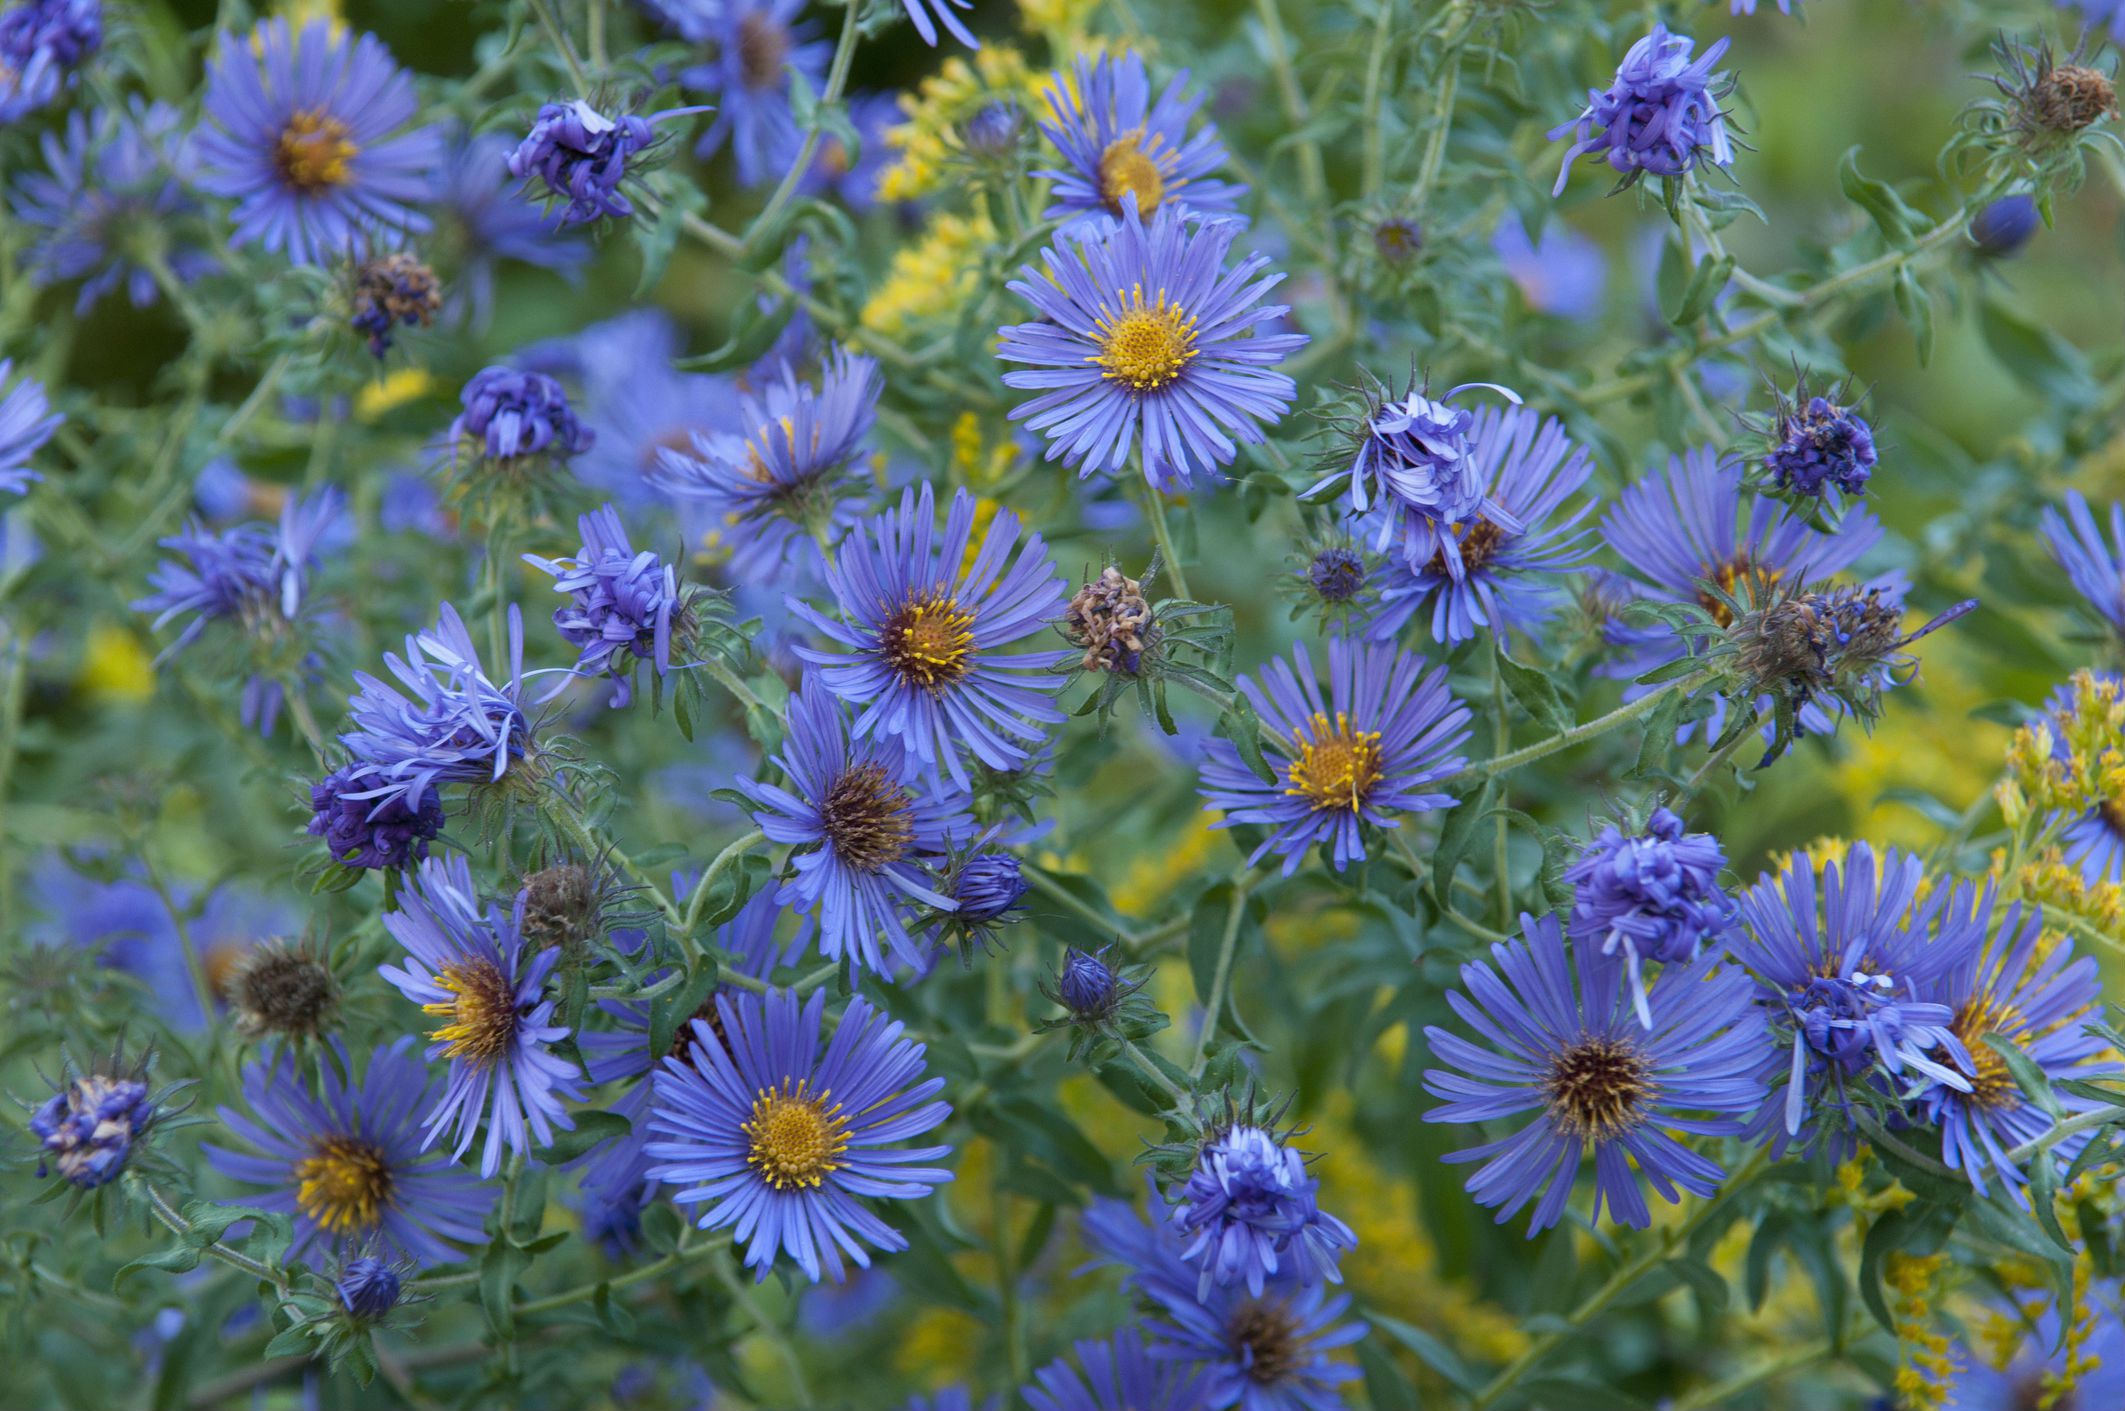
[
  {"xmin": 355, "ymin": 367, "xmax": 435, "ymax": 422},
  {"xmin": 879, "ymin": 47, "xmax": 1068, "ymax": 203},
  {"xmin": 78, "ymin": 623, "xmax": 156, "ymax": 703},
  {"xmin": 859, "ymin": 210, "xmax": 999, "ymax": 341}
]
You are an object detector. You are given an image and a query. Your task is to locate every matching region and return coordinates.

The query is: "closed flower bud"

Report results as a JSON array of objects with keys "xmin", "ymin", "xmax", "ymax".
[
  {"xmin": 31, "ymin": 1072, "xmax": 154, "ymax": 1188},
  {"xmin": 335, "ymin": 1256, "xmax": 403, "ymax": 1319},
  {"xmin": 951, "ymin": 852, "xmax": 1028, "ymax": 925},
  {"xmin": 1972, "ymin": 194, "xmax": 2040, "ymax": 257},
  {"xmin": 517, "ymin": 861, "xmax": 602, "ymax": 953}
]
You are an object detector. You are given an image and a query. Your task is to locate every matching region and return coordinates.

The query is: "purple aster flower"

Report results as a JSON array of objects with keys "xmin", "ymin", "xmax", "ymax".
[
  {"xmin": 791, "ymin": 482, "xmax": 1070, "ymax": 789},
  {"xmin": 523, "ymin": 505, "xmax": 691, "ymax": 708},
  {"xmin": 1197, "ymin": 637, "xmax": 1472, "ymax": 876},
  {"xmin": 204, "ymin": 1037, "xmax": 499, "ymax": 1264},
  {"xmin": 1423, "ymin": 912, "xmax": 1765, "ymax": 1234},
  {"xmin": 673, "ymin": 0, "xmax": 830, "ymax": 187},
  {"xmin": 1947, "ymin": 1290, "xmax": 2125, "ymax": 1410},
  {"xmin": 1491, "ymin": 212, "xmax": 1607, "ymax": 321},
  {"xmin": 1000, "ymin": 206, "xmax": 1306, "ymax": 490},
  {"xmin": 378, "ymin": 853, "xmax": 586, "ymax": 1178},
  {"xmin": 1082, "ymin": 1185, "xmax": 1364, "ymax": 1411},
  {"xmin": 431, "ymin": 129, "xmax": 589, "ymax": 329},
  {"xmin": 1024, "ymin": 1331, "xmax": 1209, "ymax": 1411},
  {"xmin": 335, "ymin": 1257, "xmax": 403, "ymax": 1319},
  {"xmin": 735, "ymin": 675, "xmax": 972, "ymax": 974},
  {"xmin": 308, "ymin": 762, "xmax": 445, "ymax": 871},
  {"xmin": 340, "ymin": 601, "xmax": 530, "ymax": 820},
  {"xmin": 1762, "ymin": 377, "xmax": 1876, "ymax": 502},
  {"xmin": 509, "ymin": 98, "xmax": 681, "ymax": 223},
  {"xmin": 452, "ymin": 366, "xmax": 595, "ymax": 464},
  {"xmin": 1564, "ymin": 807, "xmax": 1733, "ymax": 1029},
  {"xmin": 11, "ymin": 98, "xmax": 214, "ymax": 314},
  {"xmin": 896, "ymin": 0, "xmax": 976, "ymax": 47},
  {"xmin": 1972, "ymin": 193, "xmax": 2041, "ymax": 257},
  {"xmin": 1551, "ymin": 26, "xmax": 1735, "ymax": 195},
  {"xmin": 32, "ymin": 1072, "xmax": 152, "ymax": 1188},
  {"xmin": 1910, "ymin": 881, "xmax": 2113, "ymax": 1195},
  {"xmin": 1312, "ymin": 376, "xmax": 1527, "ymax": 578},
  {"xmin": 195, "ymin": 20, "xmax": 442, "ymax": 265},
  {"xmin": 645, "ymin": 987, "xmax": 954, "ymax": 1282},
  {"xmin": 0, "ymin": 0, "xmax": 100, "ymax": 119},
  {"xmin": 2040, "ymin": 489, "xmax": 2125, "ymax": 637},
  {"xmin": 134, "ymin": 488, "xmax": 340, "ymax": 661},
  {"xmin": 1362, "ymin": 404, "xmax": 1598, "ymax": 645},
  {"xmin": 0, "ymin": 358, "xmax": 61, "ymax": 496},
  {"xmin": 1727, "ymin": 844, "xmax": 1977, "ymax": 1155},
  {"xmin": 650, "ymin": 349, "xmax": 880, "ymax": 579},
  {"xmin": 1170, "ymin": 1124, "xmax": 1355, "ymax": 1299},
  {"xmin": 1036, "ymin": 52, "xmax": 1245, "ymax": 230}
]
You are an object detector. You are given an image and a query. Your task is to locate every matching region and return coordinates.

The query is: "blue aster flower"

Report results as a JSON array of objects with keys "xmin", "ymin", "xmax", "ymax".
[
  {"xmin": 378, "ymin": 853, "xmax": 587, "ymax": 1178},
  {"xmin": 432, "ymin": 129, "xmax": 589, "ymax": 329},
  {"xmin": 509, "ymin": 98, "xmax": 693, "ymax": 223},
  {"xmin": 735, "ymin": 675, "xmax": 972, "ymax": 974},
  {"xmin": 452, "ymin": 366, "xmax": 595, "ymax": 465},
  {"xmin": 524, "ymin": 505, "xmax": 693, "ymax": 708},
  {"xmin": 1551, "ymin": 26, "xmax": 1736, "ymax": 195},
  {"xmin": 204, "ymin": 1037, "xmax": 499, "ymax": 1265},
  {"xmin": 2040, "ymin": 489, "xmax": 2125, "ymax": 637},
  {"xmin": 675, "ymin": 0, "xmax": 830, "ymax": 187},
  {"xmin": 1492, "ymin": 212, "xmax": 1607, "ymax": 321},
  {"xmin": 1910, "ymin": 881, "xmax": 2114, "ymax": 1195},
  {"xmin": 1035, "ymin": 52, "xmax": 1246, "ymax": 230},
  {"xmin": 0, "ymin": 0, "xmax": 99, "ymax": 119},
  {"xmin": 791, "ymin": 482, "xmax": 1070, "ymax": 788},
  {"xmin": 307, "ymin": 762, "xmax": 444, "ymax": 871},
  {"xmin": 11, "ymin": 98, "xmax": 214, "ymax": 314},
  {"xmin": 650, "ymin": 350, "xmax": 880, "ymax": 579},
  {"xmin": 1361, "ymin": 404, "xmax": 1598, "ymax": 645},
  {"xmin": 645, "ymin": 987, "xmax": 954, "ymax": 1282},
  {"xmin": 134, "ymin": 488, "xmax": 340, "ymax": 661},
  {"xmin": 32, "ymin": 1072, "xmax": 152, "ymax": 1188},
  {"xmin": 1423, "ymin": 911, "xmax": 1765, "ymax": 1234},
  {"xmin": 1197, "ymin": 637, "xmax": 1472, "ymax": 876},
  {"xmin": 0, "ymin": 358, "xmax": 61, "ymax": 497},
  {"xmin": 999, "ymin": 206, "xmax": 1307, "ymax": 490},
  {"xmin": 1024, "ymin": 1331, "xmax": 1208, "ymax": 1411},
  {"xmin": 1727, "ymin": 843, "xmax": 1978, "ymax": 1156},
  {"xmin": 340, "ymin": 602, "xmax": 532, "ymax": 816},
  {"xmin": 1081, "ymin": 1184, "xmax": 1364, "ymax": 1411},
  {"xmin": 1170, "ymin": 1124, "xmax": 1355, "ymax": 1299},
  {"xmin": 1564, "ymin": 807, "xmax": 1733, "ymax": 1029},
  {"xmin": 195, "ymin": 20, "xmax": 442, "ymax": 266}
]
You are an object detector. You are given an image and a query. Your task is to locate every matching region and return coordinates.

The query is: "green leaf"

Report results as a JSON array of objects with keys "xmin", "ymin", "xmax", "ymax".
[
  {"xmin": 1369, "ymin": 1313, "xmax": 1479, "ymax": 1393},
  {"xmin": 480, "ymin": 1238, "xmax": 528, "ymax": 1339},
  {"xmin": 1892, "ymin": 267, "xmax": 1934, "ymax": 367},
  {"xmin": 1977, "ymin": 296, "xmax": 2096, "ymax": 403},
  {"xmin": 633, "ymin": 181, "xmax": 706, "ymax": 298},
  {"xmin": 1357, "ymin": 1339, "xmax": 1419, "ymax": 1411},
  {"xmin": 673, "ymin": 295, "xmax": 796, "ymax": 373},
  {"xmin": 1429, "ymin": 778, "xmax": 1492, "ymax": 909},
  {"xmin": 1672, "ymin": 252, "xmax": 1735, "ymax": 327},
  {"xmin": 1837, "ymin": 147, "xmax": 1921, "ymax": 248},
  {"xmin": 1217, "ymin": 694, "xmax": 1277, "ymax": 785},
  {"xmin": 1496, "ymin": 648, "xmax": 1573, "ymax": 735},
  {"xmin": 261, "ymin": 1322, "xmax": 321, "ymax": 1360},
  {"xmin": 116, "ymin": 1243, "xmax": 202, "ymax": 1286},
  {"xmin": 534, "ymin": 1109, "xmax": 634, "ymax": 1165}
]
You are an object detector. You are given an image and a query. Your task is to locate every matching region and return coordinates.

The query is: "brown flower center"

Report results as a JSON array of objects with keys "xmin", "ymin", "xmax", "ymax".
[
  {"xmin": 1697, "ymin": 558, "xmax": 1782, "ymax": 628},
  {"xmin": 1946, "ymin": 995, "xmax": 2028, "ymax": 1110},
  {"xmin": 421, "ymin": 958, "xmax": 519, "ymax": 1066},
  {"xmin": 737, "ymin": 11, "xmax": 792, "ymax": 90},
  {"xmin": 1543, "ymin": 1036, "xmax": 1653, "ymax": 1140},
  {"xmin": 819, "ymin": 762, "xmax": 916, "ymax": 871},
  {"xmin": 1227, "ymin": 1298, "xmax": 1302, "ymax": 1386},
  {"xmin": 881, "ymin": 591, "xmax": 977, "ymax": 688},
  {"xmin": 1423, "ymin": 517, "xmax": 1508, "ymax": 578}
]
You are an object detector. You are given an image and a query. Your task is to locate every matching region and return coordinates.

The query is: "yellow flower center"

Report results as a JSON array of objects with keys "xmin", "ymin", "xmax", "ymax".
[
  {"xmin": 293, "ymin": 1137, "xmax": 393, "ymax": 1235},
  {"xmin": 1948, "ymin": 995, "xmax": 2028, "ymax": 1110},
  {"xmin": 275, "ymin": 109, "xmax": 359, "ymax": 194},
  {"xmin": 1091, "ymin": 289, "xmax": 1199, "ymax": 393},
  {"xmin": 421, "ymin": 958, "xmax": 519, "ymax": 1066},
  {"xmin": 882, "ymin": 591, "xmax": 977, "ymax": 688},
  {"xmin": 1698, "ymin": 558, "xmax": 1782, "ymax": 628},
  {"xmin": 1097, "ymin": 131, "xmax": 1167, "ymax": 218},
  {"xmin": 1284, "ymin": 711, "xmax": 1385, "ymax": 814},
  {"xmin": 743, "ymin": 1081, "xmax": 851, "ymax": 1190}
]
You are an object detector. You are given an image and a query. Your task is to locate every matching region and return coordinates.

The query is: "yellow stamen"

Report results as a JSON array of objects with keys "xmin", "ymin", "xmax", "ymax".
[
  {"xmin": 1284, "ymin": 711, "xmax": 1385, "ymax": 814},
  {"xmin": 743, "ymin": 1080, "xmax": 851, "ymax": 1190},
  {"xmin": 1090, "ymin": 286, "xmax": 1198, "ymax": 393}
]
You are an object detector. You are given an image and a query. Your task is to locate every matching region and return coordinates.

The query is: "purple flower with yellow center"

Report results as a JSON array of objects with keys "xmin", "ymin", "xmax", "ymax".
[
  {"xmin": 644, "ymin": 987, "xmax": 954, "ymax": 1283},
  {"xmin": 1423, "ymin": 911, "xmax": 1764, "ymax": 1234},
  {"xmin": 650, "ymin": 349, "xmax": 880, "ymax": 578},
  {"xmin": 378, "ymin": 853, "xmax": 585, "ymax": 1178},
  {"xmin": 0, "ymin": 0, "xmax": 100, "ymax": 120},
  {"xmin": 340, "ymin": 602, "xmax": 531, "ymax": 816},
  {"xmin": 672, "ymin": 0, "xmax": 829, "ymax": 187},
  {"xmin": 735, "ymin": 675, "xmax": 972, "ymax": 974},
  {"xmin": 1363, "ymin": 404, "xmax": 1598, "ymax": 646},
  {"xmin": 524, "ymin": 505, "xmax": 690, "ymax": 708},
  {"xmin": 1564, "ymin": 807, "xmax": 1733, "ymax": 1028},
  {"xmin": 11, "ymin": 97, "xmax": 214, "ymax": 315},
  {"xmin": 1727, "ymin": 844, "xmax": 1977, "ymax": 1155},
  {"xmin": 32, "ymin": 1072, "xmax": 152, "ymax": 1188},
  {"xmin": 1024, "ymin": 1331, "xmax": 1208, "ymax": 1411},
  {"xmin": 791, "ymin": 482, "xmax": 1070, "ymax": 789},
  {"xmin": 453, "ymin": 366, "xmax": 595, "ymax": 464},
  {"xmin": 999, "ymin": 206, "xmax": 1307, "ymax": 490},
  {"xmin": 2040, "ymin": 489, "xmax": 2125, "ymax": 637},
  {"xmin": 195, "ymin": 20, "xmax": 442, "ymax": 266},
  {"xmin": 0, "ymin": 358, "xmax": 62, "ymax": 496},
  {"xmin": 1036, "ymin": 52, "xmax": 1245, "ymax": 230},
  {"xmin": 204, "ymin": 1037, "xmax": 498, "ymax": 1265},
  {"xmin": 1197, "ymin": 637, "xmax": 1471, "ymax": 876},
  {"xmin": 1910, "ymin": 880, "xmax": 2113, "ymax": 1195},
  {"xmin": 1170, "ymin": 1124, "xmax": 1355, "ymax": 1299},
  {"xmin": 1551, "ymin": 26, "xmax": 1735, "ymax": 196}
]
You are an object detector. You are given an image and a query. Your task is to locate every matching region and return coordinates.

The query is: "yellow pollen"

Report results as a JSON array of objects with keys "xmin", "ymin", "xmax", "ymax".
[
  {"xmin": 293, "ymin": 1137, "xmax": 393, "ymax": 1235},
  {"xmin": 1091, "ymin": 287, "xmax": 1198, "ymax": 393},
  {"xmin": 1097, "ymin": 131, "xmax": 1169, "ymax": 218},
  {"xmin": 274, "ymin": 109, "xmax": 359, "ymax": 194},
  {"xmin": 883, "ymin": 591, "xmax": 977, "ymax": 688},
  {"xmin": 1284, "ymin": 711, "xmax": 1385, "ymax": 814},
  {"xmin": 1948, "ymin": 995, "xmax": 2029, "ymax": 1110},
  {"xmin": 743, "ymin": 1081, "xmax": 851, "ymax": 1190},
  {"xmin": 1698, "ymin": 558, "xmax": 1782, "ymax": 627},
  {"xmin": 420, "ymin": 958, "xmax": 519, "ymax": 1066}
]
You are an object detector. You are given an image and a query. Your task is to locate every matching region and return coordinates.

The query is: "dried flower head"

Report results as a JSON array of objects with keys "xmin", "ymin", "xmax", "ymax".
[
  {"xmin": 226, "ymin": 938, "xmax": 341, "ymax": 1043},
  {"xmin": 350, "ymin": 251, "xmax": 442, "ymax": 358},
  {"xmin": 1064, "ymin": 565, "xmax": 1155, "ymax": 674}
]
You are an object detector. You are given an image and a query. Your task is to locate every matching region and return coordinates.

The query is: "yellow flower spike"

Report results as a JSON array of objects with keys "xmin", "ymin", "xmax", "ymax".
[
  {"xmin": 860, "ymin": 211, "xmax": 999, "ymax": 340},
  {"xmin": 356, "ymin": 367, "xmax": 435, "ymax": 422},
  {"xmin": 78, "ymin": 623, "xmax": 156, "ymax": 703},
  {"xmin": 878, "ymin": 47, "xmax": 1068, "ymax": 204}
]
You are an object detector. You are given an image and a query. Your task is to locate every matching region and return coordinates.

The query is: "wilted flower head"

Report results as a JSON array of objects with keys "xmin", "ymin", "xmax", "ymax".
[
  {"xmin": 524, "ymin": 505, "xmax": 695, "ymax": 708},
  {"xmin": 1370, "ymin": 214, "xmax": 1423, "ymax": 264},
  {"xmin": 135, "ymin": 488, "xmax": 341, "ymax": 661},
  {"xmin": 225, "ymin": 937, "xmax": 340, "ymax": 1043},
  {"xmin": 309, "ymin": 762, "xmax": 445, "ymax": 871},
  {"xmin": 1564, "ymin": 807, "xmax": 1732, "ymax": 1028},
  {"xmin": 1305, "ymin": 546, "xmax": 1368, "ymax": 605},
  {"xmin": 31, "ymin": 1070, "xmax": 154, "ymax": 1188},
  {"xmin": 0, "ymin": 359, "xmax": 62, "ymax": 496},
  {"xmin": 335, "ymin": 1256, "xmax": 403, "ymax": 1319},
  {"xmin": 453, "ymin": 366, "xmax": 595, "ymax": 465},
  {"xmin": 508, "ymin": 99, "xmax": 664, "ymax": 224},
  {"xmin": 1986, "ymin": 33, "xmax": 2118, "ymax": 145},
  {"xmin": 1170, "ymin": 1121, "xmax": 1355, "ymax": 1298},
  {"xmin": 1759, "ymin": 375, "xmax": 1877, "ymax": 503},
  {"xmin": 1064, "ymin": 565, "xmax": 1155, "ymax": 674},
  {"xmin": 350, "ymin": 251, "xmax": 442, "ymax": 358},
  {"xmin": 1550, "ymin": 26, "xmax": 1735, "ymax": 195},
  {"xmin": 0, "ymin": 0, "xmax": 101, "ymax": 120}
]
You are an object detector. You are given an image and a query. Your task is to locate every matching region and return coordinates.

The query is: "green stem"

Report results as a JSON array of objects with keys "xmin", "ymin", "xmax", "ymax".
[
  {"xmin": 525, "ymin": 0, "xmax": 592, "ymax": 97},
  {"xmin": 141, "ymin": 855, "xmax": 218, "ymax": 1039},
  {"xmin": 742, "ymin": 0, "xmax": 861, "ymax": 258},
  {"xmin": 1668, "ymin": 1336, "xmax": 1839, "ymax": 1411},
  {"xmin": 1471, "ymin": 674, "xmax": 1704, "ymax": 782},
  {"xmin": 2006, "ymin": 1099, "xmax": 2125, "ymax": 1164},
  {"xmin": 1250, "ymin": 0, "xmax": 1327, "ymax": 206},
  {"xmin": 1389, "ymin": 829, "xmax": 1512, "ymax": 944},
  {"xmin": 1679, "ymin": 710, "xmax": 1762, "ymax": 801},
  {"xmin": 713, "ymin": 1253, "xmax": 815, "ymax": 1406},
  {"xmin": 1487, "ymin": 642, "xmax": 1511, "ymax": 930},
  {"xmin": 1136, "ymin": 478, "xmax": 1192, "ymax": 600},
  {"xmin": 1188, "ymin": 881, "xmax": 1249, "ymax": 1077},
  {"xmin": 1358, "ymin": 0, "xmax": 1395, "ymax": 198},
  {"xmin": 1118, "ymin": 1036, "xmax": 1193, "ymax": 1109},
  {"xmin": 680, "ymin": 828, "xmax": 770, "ymax": 940},
  {"xmin": 514, "ymin": 1239, "xmax": 701, "ymax": 1317},
  {"xmin": 141, "ymin": 1182, "xmax": 287, "ymax": 1293},
  {"xmin": 1021, "ymin": 863, "xmax": 1147, "ymax": 950},
  {"xmin": 1405, "ymin": 1, "xmax": 1471, "ymax": 215},
  {"xmin": 701, "ymin": 656, "xmax": 772, "ymax": 715}
]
